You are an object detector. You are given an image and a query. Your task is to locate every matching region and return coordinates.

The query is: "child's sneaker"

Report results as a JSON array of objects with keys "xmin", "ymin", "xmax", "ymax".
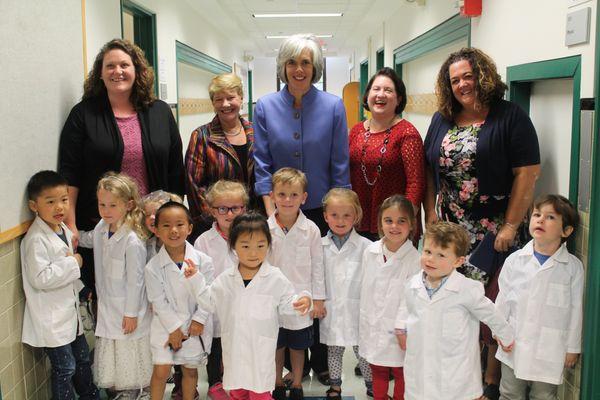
[{"xmin": 207, "ymin": 383, "xmax": 230, "ymax": 400}]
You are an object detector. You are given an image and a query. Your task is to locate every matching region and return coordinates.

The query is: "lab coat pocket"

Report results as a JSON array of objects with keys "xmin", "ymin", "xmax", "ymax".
[
  {"xmin": 536, "ymin": 327, "xmax": 566, "ymax": 363},
  {"xmin": 546, "ymin": 283, "xmax": 570, "ymax": 308},
  {"xmin": 250, "ymin": 294, "xmax": 273, "ymax": 320},
  {"xmin": 346, "ymin": 262, "xmax": 362, "ymax": 300}
]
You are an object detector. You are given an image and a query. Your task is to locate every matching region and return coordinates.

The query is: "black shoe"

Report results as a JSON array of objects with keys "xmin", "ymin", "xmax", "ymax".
[
  {"xmin": 326, "ymin": 387, "xmax": 342, "ymax": 400},
  {"xmin": 482, "ymin": 383, "xmax": 500, "ymax": 400},
  {"xmin": 289, "ymin": 387, "xmax": 304, "ymax": 400},
  {"xmin": 272, "ymin": 386, "xmax": 287, "ymax": 400},
  {"xmin": 354, "ymin": 364, "xmax": 362, "ymax": 376},
  {"xmin": 366, "ymin": 389, "xmax": 373, "ymax": 398},
  {"xmin": 316, "ymin": 371, "xmax": 331, "ymax": 386}
]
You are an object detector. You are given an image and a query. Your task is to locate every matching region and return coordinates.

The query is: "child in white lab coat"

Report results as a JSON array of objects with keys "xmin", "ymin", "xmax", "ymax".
[
  {"xmin": 142, "ymin": 190, "xmax": 183, "ymax": 262},
  {"xmin": 21, "ymin": 170, "xmax": 99, "ymax": 400},
  {"xmin": 144, "ymin": 201, "xmax": 214, "ymax": 400},
  {"xmin": 495, "ymin": 195, "xmax": 583, "ymax": 399},
  {"xmin": 266, "ymin": 167, "xmax": 326, "ymax": 400},
  {"xmin": 358, "ymin": 195, "xmax": 421, "ymax": 400},
  {"xmin": 183, "ymin": 212, "xmax": 312, "ymax": 400},
  {"xmin": 194, "ymin": 180, "xmax": 247, "ymax": 400},
  {"xmin": 396, "ymin": 222, "xmax": 514, "ymax": 400},
  {"xmin": 78, "ymin": 172, "xmax": 153, "ymax": 398},
  {"xmin": 319, "ymin": 188, "xmax": 373, "ymax": 399}
]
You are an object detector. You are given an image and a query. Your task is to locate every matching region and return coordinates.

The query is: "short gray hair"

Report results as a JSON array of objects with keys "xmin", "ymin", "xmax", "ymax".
[{"xmin": 276, "ymin": 34, "xmax": 324, "ymax": 84}]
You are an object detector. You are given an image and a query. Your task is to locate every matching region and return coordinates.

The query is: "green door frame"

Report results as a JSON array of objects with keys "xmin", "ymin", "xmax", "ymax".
[
  {"xmin": 582, "ymin": 5, "xmax": 600, "ymax": 399},
  {"xmin": 359, "ymin": 59, "xmax": 369, "ymax": 120},
  {"xmin": 376, "ymin": 48, "xmax": 384, "ymax": 70},
  {"xmin": 506, "ymin": 55, "xmax": 581, "ymax": 205},
  {"xmin": 174, "ymin": 40, "xmax": 231, "ymax": 125},
  {"xmin": 393, "ymin": 13, "xmax": 471, "ymax": 81},
  {"xmin": 121, "ymin": 0, "xmax": 158, "ymax": 95}
]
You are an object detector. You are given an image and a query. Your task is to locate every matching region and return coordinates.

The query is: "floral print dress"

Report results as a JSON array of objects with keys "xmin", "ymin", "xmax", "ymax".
[{"xmin": 437, "ymin": 124, "xmax": 527, "ymax": 284}]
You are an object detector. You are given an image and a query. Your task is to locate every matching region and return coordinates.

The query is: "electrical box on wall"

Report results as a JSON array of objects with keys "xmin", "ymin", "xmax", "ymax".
[{"xmin": 565, "ymin": 7, "xmax": 591, "ymax": 46}]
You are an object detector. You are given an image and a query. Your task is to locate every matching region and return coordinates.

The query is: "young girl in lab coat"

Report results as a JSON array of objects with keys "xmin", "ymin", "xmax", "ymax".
[
  {"xmin": 319, "ymin": 188, "xmax": 373, "ymax": 399},
  {"xmin": 193, "ymin": 180, "xmax": 247, "ymax": 399},
  {"xmin": 358, "ymin": 195, "xmax": 421, "ymax": 400},
  {"xmin": 142, "ymin": 190, "xmax": 183, "ymax": 262},
  {"xmin": 184, "ymin": 212, "xmax": 312, "ymax": 400},
  {"xmin": 78, "ymin": 172, "xmax": 153, "ymax": 398}
]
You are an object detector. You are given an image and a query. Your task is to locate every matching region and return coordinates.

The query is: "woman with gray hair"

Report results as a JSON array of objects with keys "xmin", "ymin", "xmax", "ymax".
[
  {"xmin": 253, "ymin": 33, "xmax": 348, "ymax": 400},
  {"xmin": 253, "ymin": 34, "xmax": 350, "ymax": 231}
]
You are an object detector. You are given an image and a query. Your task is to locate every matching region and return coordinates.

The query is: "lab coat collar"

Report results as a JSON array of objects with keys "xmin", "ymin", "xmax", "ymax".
[
  {"xmin": 156, "ymin": 241, "xmax": 196, "ymax": 269},
  {"xmin": 411, "ymin": 269, "xmax": 463, "ymax": 303},
  {"xmin": 367, "ymin": 239, "xmax": 415, "ymax": 263},
  {"xmin": 519, "ymin": 240, "xmax": 570, "ymax": 266},
  {"xmin": 98, "ymin": 219, "xmax": 128, "ymax": 243},
  {"xmin": 321, "ymin": 229, "xmax": 362, "ymax": 252},
  {"xmin": 32, "ymin": 216, "xmax": 73, "ymax": 251},
  {"xmin": 268, "ymin": 210, "xmax": 310, "ymax": 236},
  {"xmin": 225, "ymin": 260, "xmax": 276, "ymax": 278}
]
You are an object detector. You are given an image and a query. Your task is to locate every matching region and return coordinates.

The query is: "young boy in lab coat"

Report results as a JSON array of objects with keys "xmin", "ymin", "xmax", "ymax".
[
  {"xmin": 21, "ymin": 171, "xmax": 99, "ymax": 399},
  {"xmin": 396, "ymin": 222, "xmax": 514, "ymax": 400},
  {"xmin": 495, "ymin": 195, "xmax": 583, "ymax": 399}
]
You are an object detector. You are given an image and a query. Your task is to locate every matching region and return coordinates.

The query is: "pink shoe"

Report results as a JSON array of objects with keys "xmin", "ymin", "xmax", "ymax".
[{"xmin": 208, "ymin": 383, "xmax": 230, "ymax": 400}]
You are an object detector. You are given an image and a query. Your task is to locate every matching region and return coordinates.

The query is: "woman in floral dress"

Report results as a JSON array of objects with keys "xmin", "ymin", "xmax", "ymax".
[{"xmin": 423, "ymin": 48, "xmax": 540, "ymax": 400}]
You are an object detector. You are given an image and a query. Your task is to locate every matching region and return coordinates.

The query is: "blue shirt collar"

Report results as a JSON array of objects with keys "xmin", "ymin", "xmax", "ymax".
[
  {"xmin": 327, "ymin": 230, "xmax": 351, "ymax": 250},
  {"xmin": 280, "ymin": 84, "xmax": 318, "ymax": 106}
]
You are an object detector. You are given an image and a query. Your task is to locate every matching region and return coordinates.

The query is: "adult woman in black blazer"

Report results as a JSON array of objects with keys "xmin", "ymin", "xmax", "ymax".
[
  {"xmin": 59, "ymin": 39, "xmax": 184, "ymax": 290},
  {"xmin": 423, "ymin": 47, "xmax": 540, "ymax": 400}
]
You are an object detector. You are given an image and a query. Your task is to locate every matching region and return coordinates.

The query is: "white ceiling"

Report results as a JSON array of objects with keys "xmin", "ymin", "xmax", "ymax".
[{"xmin": 183, "ymin": 0, "xmax": 411, "ymax": 57}]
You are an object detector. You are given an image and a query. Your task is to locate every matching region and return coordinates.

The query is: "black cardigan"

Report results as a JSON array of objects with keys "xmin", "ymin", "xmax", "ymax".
[
  {"xmin": 59, "ymin": 94, "xmax": 185, "ymax": 230},
  {"xmin": 424, "ymin": 99, "xmax": 540, "ymax": 196}
]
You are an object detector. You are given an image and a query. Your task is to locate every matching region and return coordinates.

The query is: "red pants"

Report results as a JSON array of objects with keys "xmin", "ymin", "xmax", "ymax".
[
  {"xmin": 229, "ymin": 389, "xmax": 273, "ymax": 400},
  {"xmin": 370, "ymin": 364, "xmax": 404, "ymax": 400}
]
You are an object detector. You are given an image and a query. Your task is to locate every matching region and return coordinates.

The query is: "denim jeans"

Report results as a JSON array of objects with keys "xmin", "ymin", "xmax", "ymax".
[{"xmin": 44, "ymin": 334, "xmax": 99, "ymax": 400}]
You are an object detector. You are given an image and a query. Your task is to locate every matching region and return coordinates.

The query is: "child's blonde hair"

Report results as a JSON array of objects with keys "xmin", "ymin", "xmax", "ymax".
[
  {"xmin": 272, "ymin": 167, "xmax": 308, "ymax": 192},
  {"xmin": 423, "ymin": 222, "xmax": 470, "ymax": 257},
  {"xmin": 322, "ymin": 188, "xmax": 363, "ymax": 226},
  {"xmin": 142, "ymin": 190, "xmax": 183, "ymax": 209},
  {"xmin": 377, "ymin": 195, "xmax": 415, "ymax": 239},
  {"xmin": 97, "ymin": 172, "xmax": 149, "ymax": 240},
  {"xmin": 205, "ymin": 180, "xmax": 249, "ymax": 206}
]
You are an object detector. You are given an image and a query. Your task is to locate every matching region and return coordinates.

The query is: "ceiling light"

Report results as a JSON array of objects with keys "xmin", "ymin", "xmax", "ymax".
[
  {"xmin": 253, "ymin": 13, "xmax": 343, "ymax": 18},
  {"xmin": 266, "ymin": 34, "xmax": 333, "ymax": 39}
]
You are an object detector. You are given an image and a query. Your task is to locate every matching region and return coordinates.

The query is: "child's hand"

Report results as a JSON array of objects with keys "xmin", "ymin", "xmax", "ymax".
[
  {"xmin": 311, "ymin": 300, "xmax": 326, "ymax": 319},
  {"xmin": 122, "ymin": 316, "xmax": 138, "ymax": 334},
  {"xmin": 166, "ymin": 328, "xmax": 187, "ymax": 351},
  {"xmin": 499, "ymin": 339, "xmax": 515, "ymax": 353},
  {"xmin": 183, "ymin": 259, "xmax": 198, "ymax": 278},
  {"xmin": 565, "ymin": 353, "xmax": 579, "ymax": 368},
  {"xmin": 293, "ymin": 296, "xmax": 311, "ymax": 315},
  {"xmin": 396, "ymin": 333, "xmax": 407, "ymax": 350},
  {"xmin": 66, "ymin": 251, "xmax": 83, "ymax": 267},
  {"xmin": 189, "ymin": 321, "xmax": 204, "ymax": 336}
]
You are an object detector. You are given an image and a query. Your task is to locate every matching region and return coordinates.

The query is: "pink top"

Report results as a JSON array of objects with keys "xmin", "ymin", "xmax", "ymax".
[{"xmin": 116, "ymin": 114, "xmax": 149, "ymax": 196}]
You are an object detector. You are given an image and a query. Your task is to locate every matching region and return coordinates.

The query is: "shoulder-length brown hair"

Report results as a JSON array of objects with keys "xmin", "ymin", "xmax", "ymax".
[
  {"xmin": 435, "ymin": 47, "xmax": 507, "ymax": 120},
  {"xmin": 83, "ymin": 39, "xmax": 156, "ymax": 110}
]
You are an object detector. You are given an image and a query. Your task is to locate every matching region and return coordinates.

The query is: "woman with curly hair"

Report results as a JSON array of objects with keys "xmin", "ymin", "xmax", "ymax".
[
  {"xmin": 423, "ymin": 47, "xmax": 540, "ymax": 400},
  {"xmin": 59, "ymin": 38, "xmax": 185, "ymax": 294}
]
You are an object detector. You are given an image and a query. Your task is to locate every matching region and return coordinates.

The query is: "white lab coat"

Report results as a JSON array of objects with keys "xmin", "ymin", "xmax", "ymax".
[
  {"xmin": 146, "ymin": 236, "xmax": 161, "ymax": 263},
  {"xmin": 358, "ymin": 240, "xmax": 420, "ymax": 366},
  {"xmin": 79, "ymin": 220, "xmax": 151, "ymax": 340},
  {"xmin": 495, "ymin": 241, "xmax": 583, "ymax": 385},
  {"xmin": 194, "ymin": 223, "xmax": 238, "ymax": 337},
  {"xmin": 21, "ymin": 217, "xmax": 83, "ymax": 348},
  {"xmin": 145, "ymin": 242, "xmax": 214, "ymax": 364},
  {"xmin": 320, "ymin": 230, "xmax": 371, "ymax": 346},
  {"xmin": 267, "ymin": 211, "xmax": 325, "ymax": 330},
  {"xmin": 186, "ymin": 261, "xmax": 310, "ymax": 393},
  {"xmin": 396, "ymin": 270, "xmax": 514, "ymax": 400}
]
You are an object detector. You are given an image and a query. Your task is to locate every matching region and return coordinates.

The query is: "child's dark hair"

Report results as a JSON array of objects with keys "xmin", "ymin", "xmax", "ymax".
[
  {"xmin": 424, "ymin": 222, "xmax": 471, "ymax": 257},
  {"xmin": 377, "ymin": 195, "xmax": 416, "ymax": 238},
  {"xmin": 533, "ymin": 194, "xmax": 579, "ymax": 242},
  {"xmin": 229, "ymin": 212, "xmax": 272, "ymax": 250},
  {"xmin": 27, "ymin": 170, "xmax": 68, "ymax": 200},
  {"xmin": 155, "ymin": 201, "xmax": 193, "ymax": 225}
]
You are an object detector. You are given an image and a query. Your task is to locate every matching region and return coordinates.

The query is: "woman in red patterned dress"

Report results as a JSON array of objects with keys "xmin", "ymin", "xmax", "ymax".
[{"xmin": 349, "ymin": 67, "xmax": 426, "ymax": 241}]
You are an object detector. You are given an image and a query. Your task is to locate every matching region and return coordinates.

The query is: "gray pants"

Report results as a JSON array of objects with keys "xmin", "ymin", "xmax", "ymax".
[{"xmin": 500, "ymin": 363, "xmax": 558, "ymax": 400}]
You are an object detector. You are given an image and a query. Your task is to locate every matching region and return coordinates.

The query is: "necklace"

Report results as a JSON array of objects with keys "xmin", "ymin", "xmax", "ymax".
[
  {"xmin": 360, "ymin": 120, "xmax": 393, "ymax": 186},
  {"xmin": 223, "ymin": 125, "xmax": 243, "ymax": 137}
]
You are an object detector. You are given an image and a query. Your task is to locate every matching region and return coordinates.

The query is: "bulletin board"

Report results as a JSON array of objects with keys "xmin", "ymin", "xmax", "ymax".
[{"xmin": 0, "ymin": 0, "xmax": 85, "ymax": 240}]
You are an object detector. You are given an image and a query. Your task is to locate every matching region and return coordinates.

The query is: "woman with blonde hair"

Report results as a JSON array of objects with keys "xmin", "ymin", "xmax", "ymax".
[{"xmin": 185, "ymin": 72, "xmax": 255, "ymax": 241}]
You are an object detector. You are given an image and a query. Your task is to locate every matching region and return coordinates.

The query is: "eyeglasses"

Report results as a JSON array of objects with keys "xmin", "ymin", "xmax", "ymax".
[{"xmin": 212, "ymin": 205, "xmax": 245, "ymax": 215}]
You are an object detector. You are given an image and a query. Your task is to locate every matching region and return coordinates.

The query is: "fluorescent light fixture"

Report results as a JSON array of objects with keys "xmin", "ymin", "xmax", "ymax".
[
  {"xmin": 266, "ymin": 34, "xmax": 333, "ymax": 39},
  {"xmin": 253, "ymin": 13, "xmax": 343, "ymax": 18}
]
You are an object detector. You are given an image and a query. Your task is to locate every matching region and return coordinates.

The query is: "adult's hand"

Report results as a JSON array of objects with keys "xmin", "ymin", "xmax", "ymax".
[{"xmin": 65, "ymin": 185, "xmax": 80, "ymax": 249}]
